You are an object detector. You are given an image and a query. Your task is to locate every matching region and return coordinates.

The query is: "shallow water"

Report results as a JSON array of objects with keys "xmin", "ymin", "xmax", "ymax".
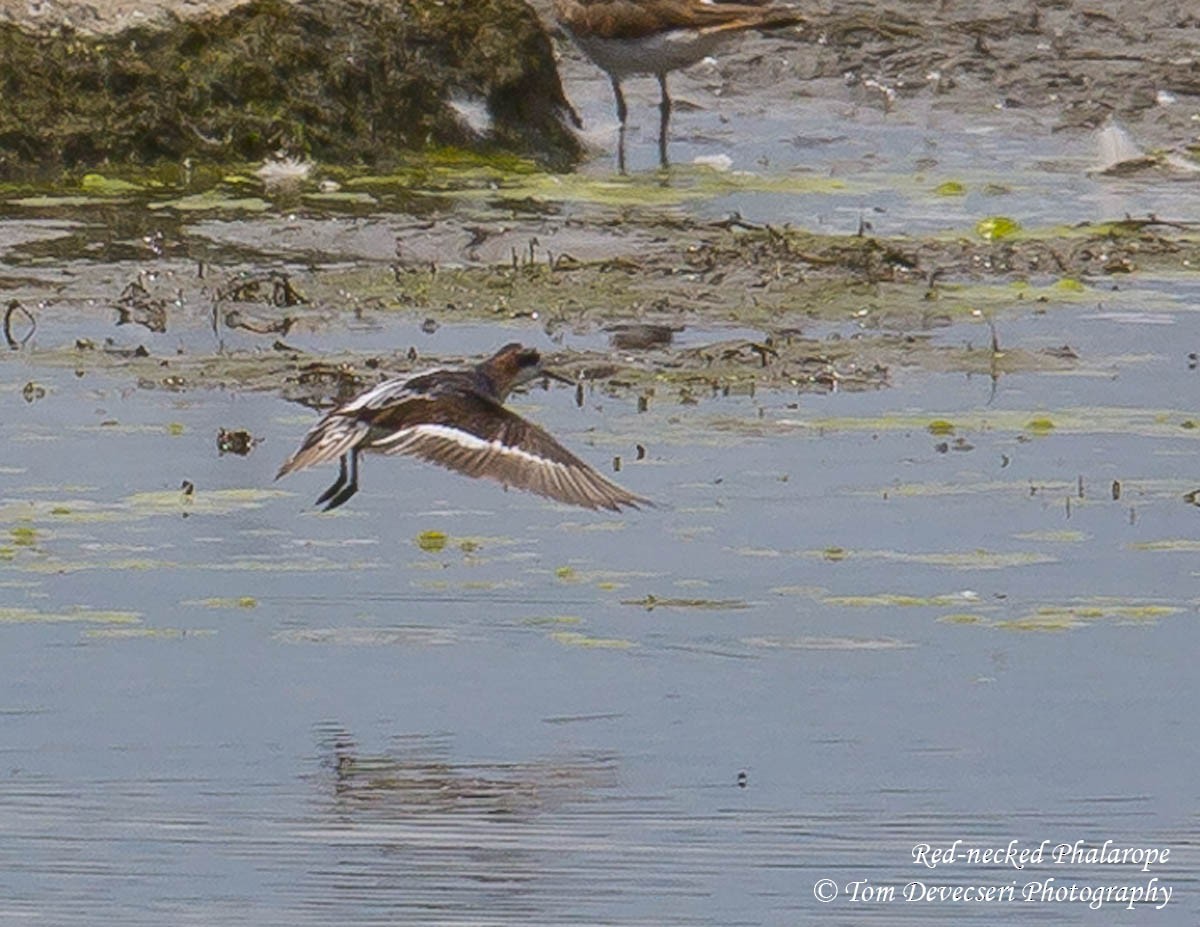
[
  {"xmin": 2, "ymin": 61, "xmax": 1200, "ymax": 926},
  {"xmin": 3, "ymin": 296, "xmax": 1199, "ymax": 923}
]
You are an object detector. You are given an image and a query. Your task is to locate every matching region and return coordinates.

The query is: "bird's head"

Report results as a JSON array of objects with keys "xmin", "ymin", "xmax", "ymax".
[{"xmin": 483, "ymin": 343, "xmax": 574, "ymax": 398}]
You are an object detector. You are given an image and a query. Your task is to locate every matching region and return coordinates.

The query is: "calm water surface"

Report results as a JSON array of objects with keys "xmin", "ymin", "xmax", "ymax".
[{"xmin": 2, "ymin": 307, "xmax": 1198, "ymax": 923}]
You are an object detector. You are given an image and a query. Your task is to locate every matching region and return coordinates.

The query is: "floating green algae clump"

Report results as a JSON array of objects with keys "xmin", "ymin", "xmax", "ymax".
[
  {"xmin": 416, "ymin": 530, "xmax": 448, "ymax": 553},
  {"xmin": 976, "ymin": 216, "xmax": 1021, "ymax": 240}
]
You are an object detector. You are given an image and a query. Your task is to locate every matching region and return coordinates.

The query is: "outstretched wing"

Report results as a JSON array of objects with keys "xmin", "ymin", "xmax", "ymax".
[{"xmin": 366, "ymin": 393, "xmax": 649, "ymax": 512}]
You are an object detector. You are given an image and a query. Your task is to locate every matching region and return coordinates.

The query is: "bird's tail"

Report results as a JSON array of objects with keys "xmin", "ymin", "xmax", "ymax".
[
  {"xmin": 276, "ymin": 414, "xmax": 369, "ymax": 480},
  {"xmin": 706, "ymin": 4, "xmax": 804, "ymax": 36}
]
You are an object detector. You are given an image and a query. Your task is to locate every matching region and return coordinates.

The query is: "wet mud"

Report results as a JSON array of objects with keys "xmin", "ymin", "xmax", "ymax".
[
  {"xmin": 538, "ymin": 0, "xmax": 1200, "ymax": 154},
  {"xmin": 3, "ymin": 188, "xmax": 1197, "ymax": 409}
]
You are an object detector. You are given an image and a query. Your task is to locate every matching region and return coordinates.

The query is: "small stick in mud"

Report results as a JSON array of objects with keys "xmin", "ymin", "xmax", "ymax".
[{"xmin": 4, "ymin": 300, "xmax": 36, "ymax": 350}]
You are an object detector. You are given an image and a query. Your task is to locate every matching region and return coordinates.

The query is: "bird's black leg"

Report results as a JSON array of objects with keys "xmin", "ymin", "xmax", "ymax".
[
  {"xmin": 611, "ymin": 75, "xmax": 628, "ymax": 127},
  {"xmin": 314, "ymin": 454, "xmax": 348, "ymax": 507},
  {"xmin": 321, "ymin": 450, "xmax": 360, "ymax": 511},
  {"xmin": 611, "ymin": 75, "xmax": 628, "ymax": 174},
  {"xmin": 657, "ymin": 73, "xmax": 671, "ymax": 169}
]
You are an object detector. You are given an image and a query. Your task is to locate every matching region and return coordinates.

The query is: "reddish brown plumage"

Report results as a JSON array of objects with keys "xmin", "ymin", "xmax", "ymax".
[
  {"xmin": 554, "ymin": 0, "xmax": 802, "ymax": 41},
  {"xmin": 553, "ymin": 0, "xmax": 803, "ymax": 169}
]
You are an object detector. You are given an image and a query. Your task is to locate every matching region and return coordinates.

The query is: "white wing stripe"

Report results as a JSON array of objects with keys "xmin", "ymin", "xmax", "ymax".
[{"xmin": 376, "ymin": 423, "xmax": 572, "ymax": 471}]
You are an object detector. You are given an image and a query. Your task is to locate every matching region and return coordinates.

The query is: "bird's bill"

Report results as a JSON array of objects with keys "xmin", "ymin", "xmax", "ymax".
[{"xmin": 539, "ymin": 369, "xmax": 577, "ymax": 387}]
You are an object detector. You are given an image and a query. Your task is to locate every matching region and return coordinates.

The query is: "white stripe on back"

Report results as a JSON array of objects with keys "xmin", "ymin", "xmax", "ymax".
[{"xmin": 341, "ymin": 377, "xmax": 439, "ymax": 413}]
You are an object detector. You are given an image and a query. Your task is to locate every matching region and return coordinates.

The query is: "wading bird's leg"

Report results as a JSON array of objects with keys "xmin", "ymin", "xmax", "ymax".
[
  {"xmin": 657, "ymin": 73, "xmax": 671, "ymax": 169},
  {"xmin": 321, "ymin": 450, "xmax": 360, "ymax": 511},
  {"xmin": 611, "ymin": 75, "xmax": 628, "ymax": 174}
]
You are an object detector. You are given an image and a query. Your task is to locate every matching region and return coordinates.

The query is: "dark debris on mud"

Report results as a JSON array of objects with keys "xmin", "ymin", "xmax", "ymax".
[
  {"xmin": 11, "ymin": 214, "xmax": 1195, "ymax": 408},
  {"xmin": 690, "ymin": 217, "xmax": 1200, "ymax": 285}
]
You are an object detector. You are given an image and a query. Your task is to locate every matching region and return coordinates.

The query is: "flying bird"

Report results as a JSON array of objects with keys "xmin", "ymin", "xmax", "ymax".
[{"xmin": 277, "ymin": 343, "xmax": 648, "ymax": 512}]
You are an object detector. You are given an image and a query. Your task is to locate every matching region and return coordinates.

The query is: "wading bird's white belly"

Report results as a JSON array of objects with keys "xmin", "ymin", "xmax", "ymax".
[{"xmin": 571, "ymin": 28, "xmax": 729, "ymax": 78}]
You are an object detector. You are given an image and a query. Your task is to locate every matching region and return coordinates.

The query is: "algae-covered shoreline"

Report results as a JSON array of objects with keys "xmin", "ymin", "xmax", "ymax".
[
  {"xmin": 0, "ymin": 0, "xmax": 581, "ymax": 178},
  {"xmin": 2, "ymin": 0, "xmax": 1198, "ymax": 180}
]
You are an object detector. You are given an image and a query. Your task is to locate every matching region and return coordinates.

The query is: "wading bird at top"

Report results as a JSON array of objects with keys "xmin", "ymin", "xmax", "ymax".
[
  {"xmin": 277, "ymin": 344, "xmax": 648, "ymax": 513},
  {"xmin": 553, "ymin": 0, "xmax": 804, "ymax": 171}
]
